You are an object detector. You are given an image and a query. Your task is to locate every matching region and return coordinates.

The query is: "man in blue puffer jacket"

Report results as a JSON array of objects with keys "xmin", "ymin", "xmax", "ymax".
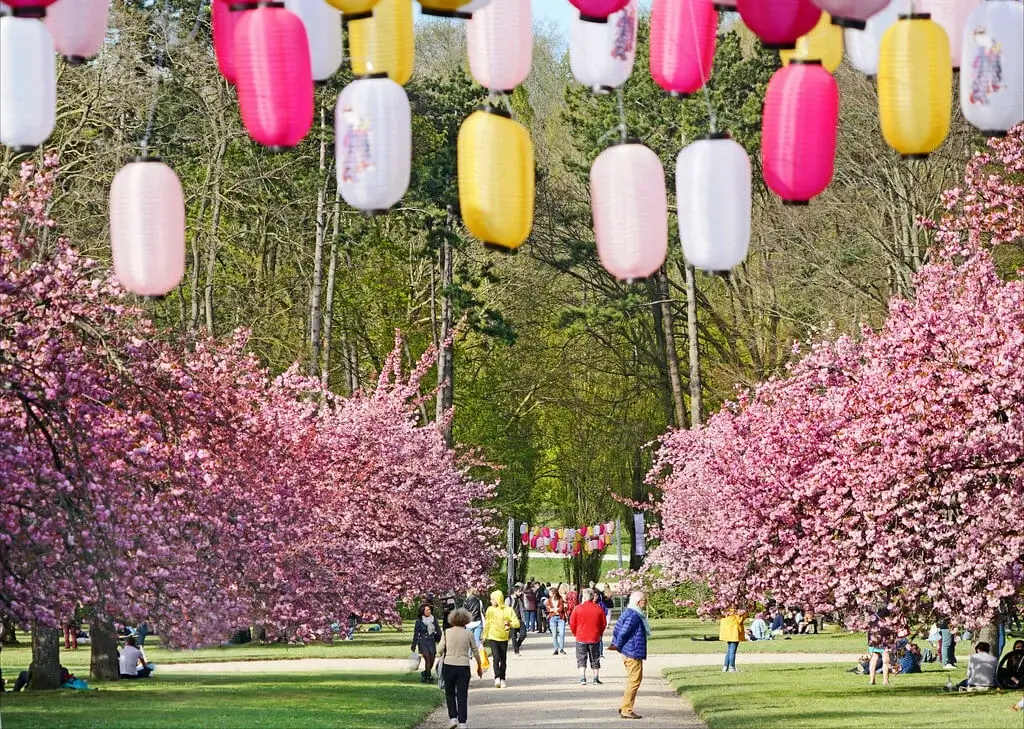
[{"xmin": 611, "ymin": 591, "xmax": 651, "ymax": 720}]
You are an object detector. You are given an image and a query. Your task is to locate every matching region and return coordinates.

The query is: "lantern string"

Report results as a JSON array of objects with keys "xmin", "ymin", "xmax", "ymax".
[
  {"xmin": 616, "ymin": 86, "xmax": 628, "ymax": 141},
  {"xmin": 689, "ymin": 1, "xmax": 718, "ymax": 134}
]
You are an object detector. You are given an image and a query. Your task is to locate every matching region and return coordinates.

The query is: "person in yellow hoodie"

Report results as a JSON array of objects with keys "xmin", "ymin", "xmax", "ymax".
[
  {"xmin": 720, "ymin": 608, "xmax": 748, "ymax": 673},
  {"xmin": 482, "ymin": 590, "xmax": 520, "ymax": 688}
]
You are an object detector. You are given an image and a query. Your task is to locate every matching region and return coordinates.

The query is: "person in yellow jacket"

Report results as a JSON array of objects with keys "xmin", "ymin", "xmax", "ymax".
[
  {"xmin": 482, "ymin": 590, "xmax": 520, "ymax": 688},
  {"xmin": 720, "ymin": 608, "xmax": 748, "ymax": 673}
]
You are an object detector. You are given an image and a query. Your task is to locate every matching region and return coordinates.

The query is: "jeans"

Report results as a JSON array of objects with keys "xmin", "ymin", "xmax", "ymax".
[
  {"xmin": 443, "ymin": 664, "xmax": 471, "ymax": 724},
  {"xmin": 550, "ymin": 616, "xmax": 566, "ymax": 652},
  {"xmin": 724, "ymin": 641, "xmax": 739, "ymax": 669},
  {"xmin": 467, "ymin": 621, "xmax": 483, "ymax": 648},
  {"xmin": 940, "ymin": 630, "xmax": 956, "ymax": 665},
  {"xmin": 525, "ymin": 610, "xmax": 537, "ymax": 631},
  {"xmin": 487, "ymin": 639, "xmax": 509, "ymax": 680}
]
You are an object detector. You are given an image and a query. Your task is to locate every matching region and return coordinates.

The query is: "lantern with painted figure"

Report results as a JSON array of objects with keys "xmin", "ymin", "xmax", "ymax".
[
  {"xmin": 811, "ymin": 0, "xmax": 889, "ymax": 28},
  {"xmin": 762, "ymin": 60, "xmax": 839, "ymax": 204},
  {"xmin": 458, "ymin": 106, "xmax": 534, "ymax": 251},
  {"xmin": 959, "ymin": 0, "xmax": 1023, "ymax": 135},
  {"xmin": 780, "ymin": 11, "xmax": 844, "ymax": 72},
  {"xmin": 676, "ymin": 133, "xmax": 751, "ymax": 272},
  {"xmin": 44, "ymin": 0, "xmax": 110, "ymax": 64},
  {"xmin": 570, "ymin": 0, "xmax": 637, "ymax": 93},
  {"xmin": 590, "ymin": 141, "xmax": 668, "ymax": 282},
  {"xmin": 109, "ymin": 158, "xmax": 186, "ymax": 297},
  {"xmin": 284, "ymin": 0, "xmax": 342, "ymax": 82},
  {"xmin": 844, "ymin": 0, "xmax": 909, "ymax": 77},
  {"xmin": 737, "ymin": 0, "xmax": 821, "ymax": 49},
  {"xmin": 348, "ymin": 0, "xmax": 414, "ymax": 85},
  {"xmin": 650, "ymin": 0, "xmax": 718, "ymax": 96},
  {"xmin": 918, "ymin": 0, "xmax": 980, "ymax": 67},
  {"xmin": 467, "ymin": 0, "xmax": 531, "ymax": 91},
  {"xmin": 0, "ymin": 11, "xmax": 56, "ymax": 153},
  {"xmin": 234, "ymin": 3, "xmax": 314, "ymax": 149},
  {"xmin": 878, "ymin": 13, "xmax": 952, "ymax": 158}
]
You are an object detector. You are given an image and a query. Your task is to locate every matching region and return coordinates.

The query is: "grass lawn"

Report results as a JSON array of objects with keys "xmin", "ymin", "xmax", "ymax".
[
  {"xmin": 647, "ymin": 619, "xmax": 867, "ymax": 655},
  {"xmin": 666, "ymin": 663, "xmax": 1022, "ymax": 729},
  {"xmin": 521, "ymin": 555, "xmax": 622, "ymax": 587},
  {"xmin": 0, "ymin": 671, "xmax": 441, "ymax": 729}
]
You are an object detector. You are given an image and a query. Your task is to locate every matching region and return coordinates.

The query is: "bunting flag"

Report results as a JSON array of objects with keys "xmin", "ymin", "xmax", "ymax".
[{"xmin": 518, "ymin": 521, "xmax": 616, "ymax": 555}]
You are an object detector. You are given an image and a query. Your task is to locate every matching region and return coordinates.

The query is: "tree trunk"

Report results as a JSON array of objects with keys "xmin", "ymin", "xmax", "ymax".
[
  {"xmin": 977, "ymin": 620, "xmax": 1000, "ymax": 657},
  {"xmin": 1, "ymin": 615, "xmax": 18, "ymax": 644},
  {"xmin": 308, "ymin": 104, "xmax": 329, "ymax": 377},
  {"xmin": 28, "ymin": 626, "xmax": 61, "ymax": 690},
  {"xmin": 684, "ymin": 263, "xmax": 703, "ymax": 428},
  {"xmin": 89, "ymin": 622, "xmax": 120, "ymax": 682},
  {"xmin": 320, "ymin": 195, "xmax": 341, "ymax": 388},
  {"xmin": 203, "ymin": 178, "xmax": 222, "ymax": 334},
  {"xmin": 435, "ymin": 230, "xmax": 454, "ymax": 445},
  {"xmin": 646, "ymin": 276, "xmax": 676, "ymax": 425},
  {"xmin": 657, "ymin": 269, "xmax": 686, "ymax": 428}
]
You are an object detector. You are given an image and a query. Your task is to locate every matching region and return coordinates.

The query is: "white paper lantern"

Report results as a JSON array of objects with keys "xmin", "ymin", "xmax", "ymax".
[
  {"xmin": 590, "ymin": 141, "xmax": 668, "ymax": 282},
  {"xmin": 466, "ymin": 0, "xmax": 531, "ymax": 92},
  {"xmin": 0, "ymin": 13, "xmax": 56, "ymax": 153},
  {"xmin": 109, "ymin": 159, "xmax": 186, "ymax": 297},
  {"xmin": 335, "ymin": 74, "xmax": 411, "ymax": 214},
  {"xmin": 284, "ymin": 0, "xmax": 342, "ymax": 82},
  {"xmin": 676, "ymin": 133, "xmax": 751, "ymax": 272},
  {"xmin": 44, "ymin": 0, "xmax": 110, "ymax": 64},
  {"xmin": 959, "ymin": 0, "xmax": 1023, "ymax": 135},
  {"xmin": 569, "ymin": 0, "xmax": 638, "ymax": 93},
  {"xmin": 844, "ymin": 0, "xmax": 909, "ymax": 77}
]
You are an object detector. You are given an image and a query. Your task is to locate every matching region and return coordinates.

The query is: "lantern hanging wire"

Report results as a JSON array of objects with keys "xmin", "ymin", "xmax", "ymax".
[{"xmin": 688, "ymin": 0, "xmax": 718, "ymax": 134}]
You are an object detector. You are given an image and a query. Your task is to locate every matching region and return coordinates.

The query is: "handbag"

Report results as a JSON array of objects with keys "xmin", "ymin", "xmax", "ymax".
[
  {"xmin": 480, "ymin": 645, "xmax": 490, "ymax": 671},
  {"xmin": 437, "ymin": 658, "xmax": 446, "ymax": 690},
  {"xmin": 405, "ymin": 651, "xmax": 421, "ymax": 672}
]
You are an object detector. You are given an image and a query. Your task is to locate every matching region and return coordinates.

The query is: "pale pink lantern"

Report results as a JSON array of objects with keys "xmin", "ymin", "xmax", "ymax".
[
  {"xmin": 761, "ymin": 60, "xmax": 838, "ymax": 204},
  {"xmin": 466, "ymin": 0, "xmax": 531, "ymax": 92},
  {"xmin": 918, "ymin": 0, "xmax": 980, "ymax": 67},
  {"xmin": 44, "ymin": 0, "xmax": 110, "ymax": 64},
  {"xmin": 109, "ymin": 158, "xmax": 186, "ymax": 297},
  {"xmin": 590, "ymin": 141, "xmax": 668, "ymax": 282},
  {"xmin": 737, "ymin": 0, "xmax": 821, "ymax": 49},
  {"xmin": 650, "ymin": 0, "xmax": 717, "ymax": 96},
  {"xmin": 569, "ymin": 0, "xmax": 630, "ymax": 21},
  {"xmin": 810, "ymin": 0, "xmax": 889, "ymax": 29}
]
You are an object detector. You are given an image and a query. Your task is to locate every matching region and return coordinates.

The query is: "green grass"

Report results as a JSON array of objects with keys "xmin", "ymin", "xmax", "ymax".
[
  {"xmin": 666, "ymin": 663, "xmax": 1022, "ymax": 729},
  {"xmin": 647, "ymin": 619, "xmax": 867, "ymax": 655},
  {"xmin": 521, "ymin": 555, "xmax": 622, "ymax": 587},
  {"xmin": 0, "ymin": 671, "xmax": 441, "ymax": 729}
]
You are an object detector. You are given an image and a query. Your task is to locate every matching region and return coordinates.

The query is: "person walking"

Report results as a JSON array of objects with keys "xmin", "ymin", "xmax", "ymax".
[
  {"xmin": 612, "ymin": 591, "xmax": 651, "ymax": 720},
  {"xmin": 569, "ymin": 588, "xmax": 607, "ymax": 686},
  {"xmin": 546, "ymin": 587, "xmax": 568, "ymax": 655},
  {"xmin": 463, "ymin": 588, "xmax": 485, "ymax": 648},
  {"xmin": 482, "ymin": 590, "xmax": 520, "ymax": 688},
  {"xmin": 719, "ymin": 607, "xmax": 747, "ymax": 673},
  {"xmin": 411, "ymin": 604, "xmax": 442, "ymax": 683},
  {"xmin": 523, "ymin": 583, "xmax": 538, "ymax": 633},
  {"xmin": 438, "ymin": 608, "xmax": 484, "ymax": 729},
  {"xmin": 507, "ymin": 584, "xmax": 528, "ymax": 655}
]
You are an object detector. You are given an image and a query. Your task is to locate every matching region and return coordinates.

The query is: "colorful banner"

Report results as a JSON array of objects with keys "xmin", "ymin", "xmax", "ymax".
[{"xmin": 518, "ymin": 520, "xmax": 616, "ymax": 555}]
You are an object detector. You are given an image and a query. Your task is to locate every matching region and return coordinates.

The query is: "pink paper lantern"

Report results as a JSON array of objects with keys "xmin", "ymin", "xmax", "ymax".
[
  {"xmin": 109, "ymin": 158, "xmax": 186, "ymax": 297},
  {"xmin": 580, "ymin": 526, "xmax": 588, "ymax": 536},
  {"xmin": 737, "ymin": 0, "xmax": 821, "ymax": 49},
  {"xmin": 569, "ymin": 0, "xmax": 630, "ymax": 21},
  {"xmin": 467, "ymin": 0, "xmax": 532, "ymax": 92},
  {"xmin": 918, "ymin": 0, "xmax": 981, "ymax": 67},
  {"xmin": 530, "ymin": 535, "xmax": 538, "ymax": 548},
  {"xmin": 761, "ymin": 60, "xmax": 838, "ymax": 204},
  {"xmin": 44, "ymin": 0, "xmax": 110, "ymax": 64},
  {"xmin": 810, "ymin": 0, "xmax": 889, "ymax": 30},
  {"xmin": 3, "ymin": 0, "xmax": 58, "ymax": 7},
  {"xmin": 713, "ymin": 0, "xmax": 736, "ymax": 9},
  {"xmin": 213, "ymin": 2, "xmax": 258, "ymax": 84},
  {"xmin": 590, "ymin": 141, "xmax": 668, "ymax": 282},
  {"xmin": 598, "ymin": 523, "xmax": 606, "ymax": 535},
  {"xmin": 234, "ymin": 3, "xmax": 313, "ymax": 149},
  {"xmin": 650, "ymin": 0, "xmax": 717, "ymax": 96},
  {"xmin": 542, "ymin": 526, "xmax": 550, "ymax": 538}
]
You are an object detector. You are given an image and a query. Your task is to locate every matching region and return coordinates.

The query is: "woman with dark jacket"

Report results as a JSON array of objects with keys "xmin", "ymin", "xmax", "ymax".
[{"xmin": 411, "ymin": 604, "xmax": 442, "ymax": 683}]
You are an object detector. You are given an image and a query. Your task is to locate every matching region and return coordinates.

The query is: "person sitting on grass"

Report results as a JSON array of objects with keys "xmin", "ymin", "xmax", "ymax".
[
  {"xmin": 747, "ymin": 613, "xmax": 771, "ymax": 641},
  {"xmin": 957, "ymin": 641, "xmax": 997, "ymax": 691},
  {"xmin": 898, "ymin": 642, "xmax": 923, "ymax": 674},
  {"xmin": 799, "ymin": 609, "xmax": 819, "ymax": 635},
  {"xmin": 118, "ymin": 637, "xmax": 153, "ymax": 679},
  {"xmin": 998, "ymin": 640, "xmax": 1024, "ymax": 689},
  {"xmin": 1011, "ymin": 696, "xmax": 1023, "ymax": 711}
]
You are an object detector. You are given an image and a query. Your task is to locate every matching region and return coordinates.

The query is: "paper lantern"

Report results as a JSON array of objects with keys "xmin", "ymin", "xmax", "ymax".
[
  {"xmin": 606, "ymin": 521, "xmax": 615, "ymax": 534},
  {"xmin": 44, "ymin": 0, "xmax": 109, "ymax": 64},
  {"xmin": 284, "ymin": 0, "xmax": 342, "ymax": 82},
  {"xmin": 234, "ymin": 4, "xmax": 313, "ymax": 149},
  {"xmin": 335, "ymin": 75, "xmax": 411, "ymax": 214},
  {"xmin": 650, "ymin": 0, "xmax": 717, "ymax": 96},
  {"xmin": 542, "ymin": 526, "xmax": 550, "ymax": 538},
  {"xmin": 737, "ymin": 0, "xmax": 821, "ymax": 49},
  {"xmin": 521, "ymin": 532, "xmax": 528, "ymax": 544},
  {"xmin": 844, "ymin": 0, "xmax": 909, "ymax": 77},
  {"xmin": 420, "ymin": 0, "xmax": 491, "ymax": 17},
  {"xmin": 323, "ymin": 0, "xmax": 379, "ymax": 18},
  {"xmin": 109, "ymin": 159, "xmax": 186, "ymax": 297},
  {"xmin": 780, "ymin": 11, "xmax": 843, "ymax": 72},
  {"xmin": 676, "ymin": 134, "xmax": 750, "ymax": 271},
  {"xmin": 212, "ymin": 2, "xmax": 255, "ymax": 84},
  {"xmin": 570, "ymin": 0, "xmax": 630, "ymax": 20},
  {"xmin": 810, "ymin": 0, "xmax": 889, "ymax": 29},
  {"xmin": 0, "ymin": 12, "xmax": 56, "ymax": 153},
  {"xmin": 590, "ymin": 141, "xmax": 668, "ymax": 281},
  {"xmin": 570, "ymin": 0, "xmax": 637, "ymax": 93},
  {"xmin": 457, "ymin": 107, "xmax": 534, "ymax": 251},
  {"xmin": 2, "ymin": 0, "xmax": 58, "ymax": 7},
  {"xmin": 762, "ymin": 60, "xmax": 838, "ymax": 204},
  {"xmin": 467, "ymin": 0, "xmax": 531, "ymax": 92},
  {"xmin": 918, "ymin": 0, "xmax": 980, "ymax": 67},
  {"xmin": 519, "ymin": 522, "xmax": 527, "ymax": 534},
  {"xmin": 713, "ymin": 0, "xmax": 736, "ymax": 9},
  {"xmin": 598, "ymin": 524, "xmax": 605, "ymax": 535},
  {"xmin": 348, "ymin": 0, "xmax": 414, "ymax": 85},
  {"xmin": 959, "ymin": 0, "xmax": 1023, "ymax": 136},
  {"xmin": 878, "ymin": 14, "xmax": 952, "ymax": 158}
]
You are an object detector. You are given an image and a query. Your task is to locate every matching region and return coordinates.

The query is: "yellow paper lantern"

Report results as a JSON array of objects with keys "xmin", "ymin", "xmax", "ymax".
[
  {"xmin": 324, "ymin": 0, "xmax": 380, "ymax": 19},
  {"xmin": 348, "ymin": 0, "xmax": 414, "ymax": 85},
  {"xmin": 779, "ymin": 12, "xmax": 844, "ymax": 73},
  {"xmin": 458, "ymin": 107, "xmax": 535, "ymax": 252},
  {"xmin": 419, "ymin": 0, "xmax": 488, "ymax": 17},
  {"xmin": 877, "ymin": 14, "xmax": 951, "ymax": 159}
]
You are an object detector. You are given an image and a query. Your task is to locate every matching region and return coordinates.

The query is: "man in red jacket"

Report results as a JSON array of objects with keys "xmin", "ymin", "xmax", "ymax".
[{"xmin": 569, "ymin": 588, "xmax": 607, "ymax": 686}]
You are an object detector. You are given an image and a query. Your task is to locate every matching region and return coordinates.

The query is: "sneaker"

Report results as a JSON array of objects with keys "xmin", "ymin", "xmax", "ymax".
[
  {"xmin": 729, "ymin": 668, "xmax": 738, "ymax": 673},
  {"xmin": 580, "ymin": 677, "xmax": 587, "ymax": 686},
  {"xmin": 553, "ymin": 651, "xmax": 559, "ymax": 655},
  {"xmin": 494, "ymin": 678, "xmax": 501, "ymax": 688},
  {"xmin": 457, "ymin": 725, "xmax": 467, "ymax": 729},
  {"xmin": 560, "ymin": 650, "xmax": 566, "ymax": 655},
  {"xmin": 722, "ymin": 666, "xmax": 728, "ymax": 673},
  {"xmin": 943, "ymin": 664, "xmax": 956, "ymax": 670},
  {"xmin": 593, "ymin": 677, "xmax": 603, "ymax": 685},
  {"xmin": 500, "ymin": 680, "xmax": 506, "ymax": 688},
  {"xmin": 447, "ymin": 720, "xmax": 459, "ymax": 729}
]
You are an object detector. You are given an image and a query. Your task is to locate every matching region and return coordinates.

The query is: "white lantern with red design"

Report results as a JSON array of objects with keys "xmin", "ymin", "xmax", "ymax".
[{"xmin": 570, "ymin": 0, "xmax": 638, "ymax": 93}]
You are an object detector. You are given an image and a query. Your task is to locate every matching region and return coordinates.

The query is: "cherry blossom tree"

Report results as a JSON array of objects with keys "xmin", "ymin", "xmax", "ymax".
[{"xmin": 652, "ymin": 126, "xmax": 1024, "ymax": 635}]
